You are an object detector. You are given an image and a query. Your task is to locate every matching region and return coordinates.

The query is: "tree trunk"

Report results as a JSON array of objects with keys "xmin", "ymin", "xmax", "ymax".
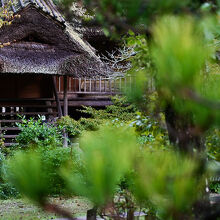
[
  {"xmin": 87, "ymin": 207, "xmax": 97, "ymax": 220},
  {"xmin": 127, "ymin": 208, "xmax": 134, "ymax": 220},
  {"xmin": 164, "ymin": 103, "xmax": 204, "ymax": 153},
  {"xmin": 164, "ymin": 103, "xmax": 210, "ymax": 219}
]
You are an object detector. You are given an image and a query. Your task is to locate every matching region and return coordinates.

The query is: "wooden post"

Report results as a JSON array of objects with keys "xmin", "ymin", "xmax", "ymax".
[
  {"xmin": 99, "ymin": 77, "xmax": 102, "ymax": 92},
  {"xmin": 64, "ymin": 76, "xmax": 68, "ymax": 116},
  {"xmin": 69, "ymin": 77, "xmax": 72, "ymax": 91},
  {"xmin": 63, "ymin": 75, "xmax": 68, "ymax": 147},
  {"xmin": 58, "ymin": 77, "xmax": 61, "ymax": 92},
  {"xmin": 104, "ymin": 78, "xmax": 106, "ymax": 92},
  {"xmin": 52, "ymin": 76, "xmax": 62, "ymax": 118},
  {"xmin": 94, "ymin": 79, "xmax": 97, "ymax": 92},
  {"xmin": 109, "ymin": 79, "xmax": 112, "ymax": 93},
  {"xmin": 79, "ymin": 78, "xmax": 81, "ymax": 92},
  {"xmin": 89, "ymin": 79, "xmax": 92, "ymax": 92},
  {"xmin": 84, "ymin": 78, "xmax": 87, "ymax": 92},
  {"xmin": 74, "ymin": 78, "xmax": 77, "ymax": 92}
]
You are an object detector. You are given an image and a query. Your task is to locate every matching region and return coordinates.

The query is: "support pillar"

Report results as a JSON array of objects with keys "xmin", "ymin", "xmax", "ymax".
[
  {"xmin": 64, "ymin": 75, "xmax": 68, "ymax": 116},
  {"xmin": 52, "ymin": 76, "xmax": 62, "ymax": 118},
  {"xmin": 63, "ymin": 75, "xmax": 68, "ymax": 147}
]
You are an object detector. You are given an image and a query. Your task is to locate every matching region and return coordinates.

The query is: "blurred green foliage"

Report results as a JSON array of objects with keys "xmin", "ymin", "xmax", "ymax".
[
  {"xmin": 59, "ymin": 0, "xmax": 214, "ymax": 30},
  {"xmin": 134, "ymin": 150, "xmax": 206, "ymax": 219},
  {"xmin": 35, "ymin": 146, "xmax": 72, "ymax": 195},
  {"xmin": 152, "ymin": 16, "xmax": 208, "ymax": 91},
  {"xmin": 5, "ymin": 145, "xmax": 73, "ymax": 202},
  {"xmin": 124, "ymin": 15, "xmax": 220, "ymax": 134},
  {"xmin": 61, "ymin": 125, "xmax": 137, "ymax": 206},
  {"xmin": 150, "ymin": 16, "xmax": 220, "ymax": 129},
  {"xmin": 4, "ymin": 125, "xmax": 209, "ymax": 218},
  {"xmin": 6, "ymin": 151, "xmax": 50, "ymax": 204}
]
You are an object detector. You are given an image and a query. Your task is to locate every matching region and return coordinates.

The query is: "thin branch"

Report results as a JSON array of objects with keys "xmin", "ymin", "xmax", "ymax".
[
  {"xmin": 101, "ymin": 45, "xmax": 137, "ymax": 76},
  {"xmin": 183, "ymin": 88, "xmax": 220, "ymax": 110},
  {"xmin": 43, "ymin": 202, "xmax": 76, "ymax": 220}
]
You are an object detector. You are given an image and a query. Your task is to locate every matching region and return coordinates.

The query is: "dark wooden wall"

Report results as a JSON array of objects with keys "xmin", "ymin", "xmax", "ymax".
[{"xmin": 0, "ymin": 75, "xmax": 53, "ymax": 99}]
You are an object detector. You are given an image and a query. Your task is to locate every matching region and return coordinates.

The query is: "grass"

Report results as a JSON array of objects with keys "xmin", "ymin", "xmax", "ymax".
[{"xmin": 0, "ymin": 197, "xmax": 92, "ymax": 220}]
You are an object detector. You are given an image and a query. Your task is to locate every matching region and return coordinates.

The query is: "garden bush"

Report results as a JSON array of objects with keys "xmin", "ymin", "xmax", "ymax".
[
  {"xmin": 35, "ymin": 145, "xmax": 73, "ymax": 195},
  {"xmin": 4, "ymin": 117, "xmax": 75, "ymax": 196},
  {"xmin": 56, "ymin": 96, "xmax": 137, "ymax": 140},
  {"xmin": 16, "ymin": 117, "xmax": 63, "ymax": 148},
  {"xmin": 205, "ymin": 128, "xmax": 220, "ymax": 193},
  {"xmin": 0, "ymin": 151, "xmax": 18, "ymax": 199},
  {"xmin": 206, "ymin": 128, "xmax": 220, "ymax": 162},
  {"xmin": 3, "ymin": 145, "xmax": 74, "ymax": 197},
  {"xmin": 80, "ymin": 96, "xmax": 137, "ymax": 122},
  {"xmin": 56, "ymin": 115, "xmax": 100, "ymax": 139},
  {"xmin": 131, "ymin": 113, "xmax": 170, "ymax": 150}
]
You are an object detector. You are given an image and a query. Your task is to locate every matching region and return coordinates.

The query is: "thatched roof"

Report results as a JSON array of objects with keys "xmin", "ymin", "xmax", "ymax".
[
  {"xmin": 0, "ymin": 0, "xmax": 65, "ymax": 23},
  {"xmin": 0, "ymin": 0, "xmax": 108, "ymax": 77}
]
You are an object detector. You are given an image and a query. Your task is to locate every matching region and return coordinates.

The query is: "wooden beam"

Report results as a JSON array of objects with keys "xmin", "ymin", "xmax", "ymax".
[
  {"xmin": 59, "ymin": 100, "xmax": 113, "ymax": 107},
  {"xmin": 52, "ymin": 76, "xmax": 62, "ymax": 118}
]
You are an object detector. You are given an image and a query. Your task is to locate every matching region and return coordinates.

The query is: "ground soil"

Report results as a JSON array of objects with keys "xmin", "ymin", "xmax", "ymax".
[{"xmin": 0, "ymin": 197, "xmax": 91, "ymax": 220}]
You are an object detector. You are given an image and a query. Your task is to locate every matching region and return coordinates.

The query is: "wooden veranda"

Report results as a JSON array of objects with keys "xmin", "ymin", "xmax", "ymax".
[{"xmin": 0, "ymin": 75, "xmax": 132, "ymax": 146}]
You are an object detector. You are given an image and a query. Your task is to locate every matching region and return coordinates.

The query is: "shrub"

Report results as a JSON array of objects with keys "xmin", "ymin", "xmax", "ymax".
[
  {"xmin": 16, "ymin": 117, "xmax": 63, "ymax": 148},
  {"xmin": 0, "ymin": 134, "xmax": 4, "ymax": 149},
  {"xmin": 79, "ymin": 118, "xmax": 100, "ymax": 131},
  {"xmin": 5, "ymin": 145, "xmax": 74, "ymax": 197},
  {"xmin": 206, "ymin": 128, "xmax": 220, "ymax": 162},
  {"xmin": 209, "ymin": 181, "xmax": 220, "ymax": 194},
  {"xmin": 55, "ymin": 96, "xmax": 137, "ymax": 141},
  {"xmin": 0, "ymin": 152, "xmax": 19, "ymax": 199},
  {"xmin": 7, "ymin": 116, "xmax": 75, "ymax": 196},
  {"xmin": 131, "ymin": 113, "xmax": 170, "ymax": 150},
  {"xmin": 56, "ymin": 116, "xmax": 101, "ymax": 139},
  {"xmin": 79, "ymin": 96, "xmax": 137, "ymax": 122},
  {"xmin": 36, "ymin": 146, "xmax": 73, "ymax": 195},
  {"xmin": 57, "ymin": 116, "xmax": 83, "ymax": 138}
]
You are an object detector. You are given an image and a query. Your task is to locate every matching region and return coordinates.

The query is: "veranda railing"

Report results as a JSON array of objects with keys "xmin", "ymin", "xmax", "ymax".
[{"xmin": 57, "ymin": 75, "xmax": 134, "ymax": 94}]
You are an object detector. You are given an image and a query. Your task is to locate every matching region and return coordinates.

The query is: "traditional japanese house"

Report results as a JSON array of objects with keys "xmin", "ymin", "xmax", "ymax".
[{"xmin": 0, "ymin": 0, "xmax": 110, "ymax": 145}]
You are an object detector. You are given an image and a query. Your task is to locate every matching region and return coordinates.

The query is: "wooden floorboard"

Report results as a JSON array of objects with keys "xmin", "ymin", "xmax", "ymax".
[
  {"xmin": 0, "ymin": 127, "xmax": 20, "ymax": 131},
  {"xmin": 3, "ymin": 135, "xmax": 17, "ymax": 139},
  {"xmin": 0, "ymin": 120, "xmax": 22, "ymax": 123},
  {"xmin": 0, "ymin": 112, "xmax": 58, "ymax": 116}
]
